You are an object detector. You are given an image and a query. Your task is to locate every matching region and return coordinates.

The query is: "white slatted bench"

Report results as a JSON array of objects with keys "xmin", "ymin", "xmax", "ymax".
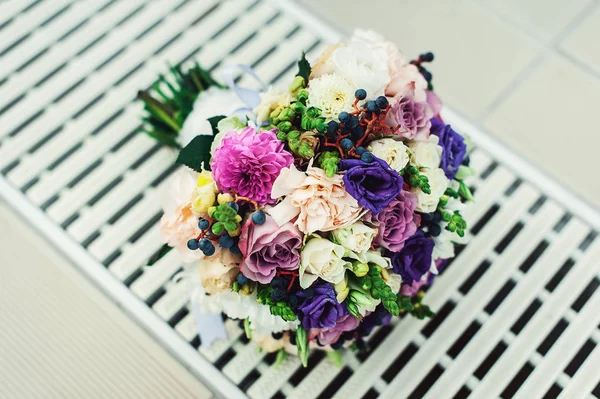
[{"xmin": 1, "ymin": 1, "xmax": 599, "ymax": 398}]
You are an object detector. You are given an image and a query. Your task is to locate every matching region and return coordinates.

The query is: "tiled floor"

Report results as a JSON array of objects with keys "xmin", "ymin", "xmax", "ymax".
[{"xmin": 302, "ymin": 0, "xmax": 600, "ymax": 208}]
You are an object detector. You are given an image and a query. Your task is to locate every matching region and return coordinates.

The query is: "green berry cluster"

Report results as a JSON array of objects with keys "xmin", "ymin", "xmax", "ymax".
[
  {"xmin": 318, "ymin": 151, "xmax": 341, "ymax": 177},
  {"xmin": 403, "ymin": 165, "xmax": 431, "ymax": 194},
  {"xmin": 356, "ymin": 265, "xmax": 400, "ymax": 316},
  {"xmin": 208, "ymin": 203, "xmax": 242, "ymax": 236},
  {"xmin": 277, "ymin": 129, "xmax": 314, "ymax": 158},
  {"xmin": 256, "ymin": 285, "xmax": 296, "ymax": 322},
  {"xmin": 439, "ymin": 209, "xmax": 467, "ymax": 237}
]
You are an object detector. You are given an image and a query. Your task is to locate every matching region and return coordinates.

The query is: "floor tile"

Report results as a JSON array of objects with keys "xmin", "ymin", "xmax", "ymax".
[
  {"xmin": 481, "ymin": 0, "xmax": 593, "ymax": 41},
  {"xmin": 484, "ymin": 54, "xmax": 600, "ymax": 207},
  {"xmin": 301, "ymin": 0, "xmax": 541, "ymax": 121},
  {"xmin": 560, "ymin": 3, "xmax": 600, "ymax": 75}
]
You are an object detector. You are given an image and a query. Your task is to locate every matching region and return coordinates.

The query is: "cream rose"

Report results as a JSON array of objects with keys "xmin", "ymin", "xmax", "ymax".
[
  {"xmin": 198, "ymin": 250, "xmax": 240, "ymax": 294},
  {"xmin": 368, "ymin": 139, "xmax": 410, "ymax": 171},
  {"xmin": 299, "ymin": 236, "xmax": 351, "ymax": 288},
  {"xmin": 331, "ymin": 222, "xmax": 377, "ymax": 253},
  {"xmin": 409, "ymin": 135, "xmax": 443, "ymax": 169},
  {"xmin": 270, "ymin": 164, "xmax": 364, "ymax": 234},
  {"xmin": 190, "ymin": 170, "xmax": 218, "ymax": 216},
  {"xmin": 413, "ymin": 168, "xmax": 449, "ymax": 213}
]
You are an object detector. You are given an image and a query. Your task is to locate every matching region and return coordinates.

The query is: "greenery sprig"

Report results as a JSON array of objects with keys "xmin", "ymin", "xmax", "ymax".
[
  {"xmin": 138, "ymin": 63, "xmax": 222, "ymax": 148},
  {"xmin": 403, "ymin": 165, "xmax": 431, "ymax": 194}
]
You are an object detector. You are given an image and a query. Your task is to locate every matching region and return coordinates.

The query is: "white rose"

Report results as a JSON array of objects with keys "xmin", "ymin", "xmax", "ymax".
[
  {"xmin": 253, "ymin": 86, "xmax": 292, "ymax": 125},
  {"xmin": 409, "ymin": 135, "xmax": 442, "ymax": 169},
  {"xmin": 299, "ymin": 237, "xmax": 351, "ymax": 288},
  {"xmin": 179, "ymin": 87, "xmax": 245, "ymax": 147},
  {"xmin": 383, "ymin": 270, "xmax": 403, "ymax": 294},
  {"xmin": 347, "ymin": 249, "xmax": 392, "ymax": 270},
  {"xmin": 198, "ymin": 251, "xmax": 240, "ymax": 294},
  {"xmin": 368, "ymin": 139, "xmax": 410, "ymax": 171},
  {"xmin": 331, "ymin": 222, "xmax": 377, "ymax": 253},
  {"xmin": 413, "ymin": 168, "xmax": 449, "ymax": 213}
]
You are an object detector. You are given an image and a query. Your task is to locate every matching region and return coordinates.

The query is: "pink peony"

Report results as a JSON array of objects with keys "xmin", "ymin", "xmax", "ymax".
[{"xmin": 211, "ymin": 127, "xmax": 293, "ymax": 205}]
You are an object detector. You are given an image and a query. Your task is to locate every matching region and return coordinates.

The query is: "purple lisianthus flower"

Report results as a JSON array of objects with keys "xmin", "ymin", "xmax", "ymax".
[
  {"xmin": 390, "ymin": 230, "xmax": 434, "ymax": 285},
  {"xmin": 387, "ymin": 96, "xmax": 433, "ymax": 141},
  {"xmin": 367, "ymin": 190, "xmax": 420, "ymax": 252},
  {"xmin": 297, "ymin": 283, "xmax": 348, "ymax": 330},
  {"xmin": 238, "ymin": 216, "xmax": 301, "ymax": 284},
  {"xmin": 211, "ymin": 127, "xmax": 293, "ymax": 205},
  {"xmin": 339, "ymin": 156, "xmax": 403, "ymax": 215},
  {"xmin": 430, "ymin": 118, "xmax": 466, "ymax": 180}
]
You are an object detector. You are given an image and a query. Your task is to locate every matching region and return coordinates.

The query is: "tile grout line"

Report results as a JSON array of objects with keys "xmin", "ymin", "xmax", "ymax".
[{"xmin": 474, "ymin": 0, "xmax": 600, "ymax": 123}]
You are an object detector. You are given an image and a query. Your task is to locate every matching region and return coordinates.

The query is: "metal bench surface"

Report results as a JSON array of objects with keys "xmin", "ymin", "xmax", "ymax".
[{"xmin": 1, "ymin": 1, "xmax": 599, "ymax": 398}]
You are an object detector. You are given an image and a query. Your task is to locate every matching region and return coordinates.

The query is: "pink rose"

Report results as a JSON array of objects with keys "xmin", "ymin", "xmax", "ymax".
[
  {"xmin": 310, "ymin": 314, "xmax": 361, "ymax": 346},
  {"xmin": 238, "ymin": 215, "xmax": 302, "ymax": 284},
  {"xmin": 367, "ymin": 191, "xmax": 420, "ymax": 252}
]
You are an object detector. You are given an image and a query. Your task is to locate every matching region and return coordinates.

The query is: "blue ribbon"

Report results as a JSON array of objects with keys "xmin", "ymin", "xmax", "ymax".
[{"xmin": 220, "ymin": 64, "xmax": 266, "ymax": 121}]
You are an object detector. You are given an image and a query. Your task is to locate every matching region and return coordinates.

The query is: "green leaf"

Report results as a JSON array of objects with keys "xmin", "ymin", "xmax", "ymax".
[
  {"xmin": 296, "ymin": 326, "xmax": 309, "ymax": 368},
  {"xmin": 175, "ymin": 135, "xmax": 214, "ymax": 172},
  {"xmin": 296, "ymin": 52, "xmax": 311, "ymax": 81},
  {"xmin": 207, "ymin": 115, "xmax": 226, "ymax": 136},
  {"xmin": 274, "ymin": 349, "xmax": 288, "ymax": 368}
]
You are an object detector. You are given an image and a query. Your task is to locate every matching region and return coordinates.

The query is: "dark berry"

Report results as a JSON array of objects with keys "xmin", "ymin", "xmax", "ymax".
[
  {"xmin": 433, "ymin": 211, "xmax": 442, "ymax": 223},
  {"xmin": 236, "ymin": 273, "xmax": 249, "ymax": 285},
  {"xmin": 198, "ymin": 219, "xmax": 210, "ymax": 230},
  {"xmin": 271, "ymin": 288, "xmax": 288, "ymax": 302},
  {"xmin": 355, "ymin": 146, "xmax": 366, "ymax": 155},
  {"xmin": 218, "ymin": 234, "xmax": 234, "ymax": 248},
  {"xmin": 251, "ymin": 210, "xmax": 266, "ymax": 225},
  {"xmin": 354, "ymin": 88, "xmax": 367, "ymax": 100},
  {"xmin": 289, "ymin": 334, "xmax": 296, "ymax": 345},
  {"xmin": 327, "ymin": 120, "xmax": 338, "ymax": 135},
  {"xmin": 338, "ymin": 111, "xmax": 350, "ymax": 123},
  {"xmin": 420, "ymin": 67, "xmax": 432, "ymax": 82},
  {"xmin": 229, "ymin": 243, "xmax": 241, "ymax": 254},
  {"xmin": 351, "ymin": 127, "xmax": 365, "ymax": 140},
  {"xmin": 361, "ymin": 152, "xmax": 374, "ymax": 163},
  {"xmin": 331, "ymin": 340, "xmax": 344, "ymax": 349},
  {"xmin": 420, "ymin": 212, "xmax": 434, "ymax": 222},
  {"xmin": 428, "ymin": 223, "xmax": 442, "ymax": 237},
  {"xmin": 366, "ymin": 101, "xmax": 378, "ymax": 113},
  {"xmin": 186, "ymin": 239, "xmax": 199, "ymax": 250},
  {"xmin": 375, "ymin": 96, "xmax": 389, "ymax": 109},
  {"xmin": 271, "ymin": 277, "xmax": 286, "ymax": 290},
  {"xmin": 271, "ymin": 332, "xmax": 283, "ymax": 340},
  {"xmin": 340, "ymin": 138, "xmax": 353, "ymax": 151},
  {"xmin": 420, "ymin": 52, "xmax": 434, "ymax": 62},
  {"xmin": 203, "ymin": 245, "xmax": 216, "ymax": 257},
  {"xmin": 346, "ymin": 115, "xmax": 359, "ymax": 129},
  {"xmin": 289, "ymin": 294, "xmax": 298, "ymax": 308},
  {"xmin": 198, "ymin": 238, "xmax": 211, "ymax": 251},
  {"xmin": 228, "ymin": 201, "xmax": 239, "ymax": 212}
]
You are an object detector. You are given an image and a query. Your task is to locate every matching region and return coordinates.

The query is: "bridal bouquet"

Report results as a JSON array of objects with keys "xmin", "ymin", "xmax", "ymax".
[{"xmin": 142, "ymin": 30, "xmax": 475, "ymax": 366}]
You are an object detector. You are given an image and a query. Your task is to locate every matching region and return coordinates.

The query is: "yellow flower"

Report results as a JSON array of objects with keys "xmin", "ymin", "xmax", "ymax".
[{"xmin": 190, "ymin": 171, "xmax": 218, "ymax": 215}]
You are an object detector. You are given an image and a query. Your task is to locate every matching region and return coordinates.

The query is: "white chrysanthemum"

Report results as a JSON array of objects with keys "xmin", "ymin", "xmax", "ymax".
[{"xmin": 306, "ymin": 74, "xmax": 356, "ymax": 121}]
